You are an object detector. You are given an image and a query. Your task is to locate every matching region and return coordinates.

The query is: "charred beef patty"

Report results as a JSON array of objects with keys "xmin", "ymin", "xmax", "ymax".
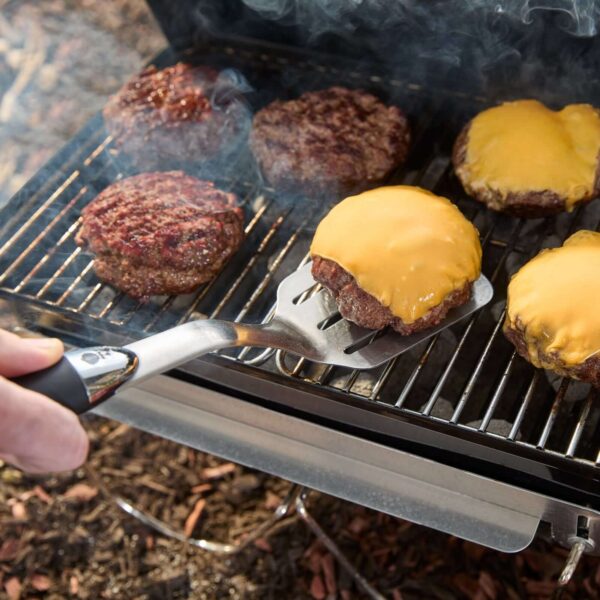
[
  {"xmin": 250, "ymin": 87, "xmax": 410, "ymax": 197},
  {"xmin": 103, "ymin": 63, "xmax": 247, "ymax": 170},
  {"xmin": 452, "ymin": 100, "xmax": 600, "ymax": 218},
  {"xmin": 503, "ymin": 230, "xmax": 600, "ymax": 387},
  {"xmin": 310, "ymin": 186, "xmax": 482, "ymax": 335},
  {"xmin": 76, "ymin": 171, "xmax": 244, "ymax": 299},
  {"xmin": 312, "ymin": 256, "xmax": 472, "ymax": 335}
]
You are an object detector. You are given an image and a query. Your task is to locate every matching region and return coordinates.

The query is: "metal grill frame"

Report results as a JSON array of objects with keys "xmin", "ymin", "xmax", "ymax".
[{"xmin": 0, "ymin": 38, "xmax": 599, "ymax": 523}]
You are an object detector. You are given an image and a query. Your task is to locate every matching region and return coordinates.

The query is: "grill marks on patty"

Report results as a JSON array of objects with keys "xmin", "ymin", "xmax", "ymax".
[
  {"xmin": 250, "ymin": 87, "xmax": 410, "ymax": 196},
  {"xmin": 103, "ymin": 63, "xmax": 247, "ymax": 170},
  {"xmin": 76, "ymin": 171, "xmax": 244, "ymax": 299}
]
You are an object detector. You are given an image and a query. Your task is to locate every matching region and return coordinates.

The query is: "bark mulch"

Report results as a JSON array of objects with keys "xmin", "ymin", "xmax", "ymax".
[{"xmin": 1, "ymin": 416, "xmax": 599, "ymax": 599}]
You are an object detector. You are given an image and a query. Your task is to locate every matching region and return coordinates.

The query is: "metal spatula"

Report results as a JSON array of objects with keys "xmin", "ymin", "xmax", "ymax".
[{"xmin": 13, "ymin": 262, "xmax": 493, "ymax": 414}]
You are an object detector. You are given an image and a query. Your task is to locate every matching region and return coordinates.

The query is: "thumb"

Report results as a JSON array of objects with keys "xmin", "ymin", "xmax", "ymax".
[{"xmin": 0, "ymin": 376, "xmax": 89, "ymax": 473}]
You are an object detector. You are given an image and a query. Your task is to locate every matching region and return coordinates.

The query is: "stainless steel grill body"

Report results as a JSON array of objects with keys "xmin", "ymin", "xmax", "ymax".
[{"xmin": 0, "ymin": 39, "xmax": 598, "ymax": 555}]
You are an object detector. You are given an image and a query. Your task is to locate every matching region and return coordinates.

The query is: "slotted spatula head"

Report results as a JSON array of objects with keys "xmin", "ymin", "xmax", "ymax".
[{"xmin": 273, "ymin": 262, "xmax": 494, "ymax": 370}]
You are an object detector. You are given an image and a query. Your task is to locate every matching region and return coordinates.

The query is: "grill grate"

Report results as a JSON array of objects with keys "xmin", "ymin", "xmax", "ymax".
[{"xmin": 1, "ymin": 39, "xmax": 599, "ymax": 477}]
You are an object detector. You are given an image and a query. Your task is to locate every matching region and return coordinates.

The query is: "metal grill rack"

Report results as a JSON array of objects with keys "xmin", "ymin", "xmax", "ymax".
[{"xmin": 0, "ymin": 38, "xmax": 598, "ymax": 511}]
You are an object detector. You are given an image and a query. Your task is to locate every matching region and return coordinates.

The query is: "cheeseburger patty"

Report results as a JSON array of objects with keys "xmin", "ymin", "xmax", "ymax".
[
  {"xmin": 250, "ymin": 87, "xmax": 410, "ymax": 197},
  {"xmin": 310, "ymin": 186, "xmax": 481, "ymax": 335},
  {"xmin": 103, "ymin": 63, "xmax": 247, "ymax": 169},
  {"xmin": 452, "ymin": 101, "xmax": 600, "ymax": 218},
  {"xmin": 453, "ymin": 125, "xmax": 600, "ymax": 218},
  {"xmin": 312, "ymin": 256, "xmax": 473, "ymax": 335},
  {"xmin": 503, "ymin": 230, "xmax": 600, "ymax": 387},
  {"xmin": 76, "ymin": 171, "xmax": 244, "ymax": 299}
]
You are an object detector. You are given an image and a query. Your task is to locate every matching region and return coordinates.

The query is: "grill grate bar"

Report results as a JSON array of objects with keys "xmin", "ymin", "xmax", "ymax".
[
  {"xmin": 95, "ymin": 292, "xmax": 124, "ymax": 320},
  {"xmin": 76, "ymin": 278, "xmax": 102, "ymax": 312},
  {"xmin": 370, "ymin": 355, "xmax": 400, "ymax": 401},
  {"xmin": 13, "ymin": 216, "xmax": 82, "ymax": 293},
  {"xmin": 231, "ymin": 213, "xmax": 313, "ymax": 323},
  {"xmin": 57, "ymin": 260, "xmax": 95, "ymax": 307},
  {"xmin": 393, "ymin": 337, "xmax": 436, "ymax": 407},
  {"xmin": 451, "ymin": 310, "xmax": 506, "ymax": 423},
  {"xmin": 83, "ymin": 135, "xmax": 113, "ymax": 166},
  {"xmin": 0, "ymin": 186, "xmax": 86, "ymax": 286},
  {"xmin": 566, "ymin": 393, "xmax": 594, "ymax": 457},
  {"xmin": 478, "ymin": 351, "xmax": 518, "ymax": 432},
  {"xmin": 35, "ymin": 247, "xmax": 83, "ymax": 299},
  {"xmin": 508, "ymin": 371, "xmax": 539, "ymax": 441},
  {"xmin": 537, "ymin": 379, "xmax": 571, "ymax": 449}
]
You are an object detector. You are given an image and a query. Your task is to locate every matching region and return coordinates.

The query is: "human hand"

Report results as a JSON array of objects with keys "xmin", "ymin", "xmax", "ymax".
[{"xmin": 0, "ymin": 330, "xmax": 88, "ymax": 473}]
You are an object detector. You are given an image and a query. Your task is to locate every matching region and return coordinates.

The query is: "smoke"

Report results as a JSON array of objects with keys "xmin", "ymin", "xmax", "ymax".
[
  {"xmin": 189, "ymin": 0, "xmax": 599, "ymax": 103},
  {"xmin": 239, "ymin": 0, "xmax": 600, "ymax": 38},
  {"xmin": 518, "ymin": 0, "xmax": 598, "ymax": 36}
]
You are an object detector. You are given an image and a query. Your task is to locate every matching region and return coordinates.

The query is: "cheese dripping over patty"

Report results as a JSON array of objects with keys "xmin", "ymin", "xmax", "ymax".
[
  {"xmin": 461, "ymin": 99, "xmax": 600, "ymax": 209},
  {"xmin": 505, "ymin": 230, "xmax": 600, "ymax": 367},
  {"xmin": 310, "ymin": 186, "xmax": 482, "ymax": 324}
]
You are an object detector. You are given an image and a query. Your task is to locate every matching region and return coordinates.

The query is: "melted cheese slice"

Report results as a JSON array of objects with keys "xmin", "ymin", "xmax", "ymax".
[
  {"xmin": 310, "ymin": 186, "xmax": 482, "ymax": 324},
  {"xmin": 506, "ymin": 230, "xmax": 600, "ymax": 366},
  {"xmin": 464, "ymin": 99, "xmax": 600, "ymax": 209}
]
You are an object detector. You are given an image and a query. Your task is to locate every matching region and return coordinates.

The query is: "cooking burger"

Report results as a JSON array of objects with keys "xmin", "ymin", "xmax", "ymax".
[{"xmin": 310, "ymin": 186, "xmax": 482, "ymax": 334}]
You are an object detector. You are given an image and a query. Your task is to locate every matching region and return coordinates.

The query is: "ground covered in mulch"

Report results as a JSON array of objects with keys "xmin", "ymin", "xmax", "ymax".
[
  {"xmin": 1, "ymin": 1, "xmax": 600, "ymax": 598},
  {"xmin": 1, "ymin": 417, "xmax": 599, "ymax": 599}
]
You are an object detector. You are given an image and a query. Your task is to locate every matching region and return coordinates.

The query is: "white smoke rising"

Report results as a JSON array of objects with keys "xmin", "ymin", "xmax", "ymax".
[{"xmin": 240, "ymin": 0, "xmax": 600, "ymax": 37}]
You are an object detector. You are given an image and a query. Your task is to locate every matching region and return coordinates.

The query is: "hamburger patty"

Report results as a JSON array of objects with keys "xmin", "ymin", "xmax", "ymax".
[
  {"xmin": 75, "ymin": 171, "xmax": 244, "ymax": 299},
  {"xmin": 452, "ymin": 119, "xmax": 600, "ymax": 218},
  {"xmin": 250, "ymin": 87, "xmax": 410, "ymax": 197},
  {"xmin": 504, "ymin": 318, "xmax": 600, "ymax": 388},
  {"xmin": 311, "ymin": 256, "xmax": 472, "ymax": 335},
  {"xmin": 103, "ymin": 63, "xmax": 247, "ymax": 170},
  {"xmin": 503, "ymin": 230, "xmax": 600, "ymax": 387}
]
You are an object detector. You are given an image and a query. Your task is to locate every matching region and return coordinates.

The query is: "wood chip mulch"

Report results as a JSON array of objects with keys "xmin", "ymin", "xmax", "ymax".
[{"xmin": 1, "ymin": 416, "xmax": 599, "ymax": 599}]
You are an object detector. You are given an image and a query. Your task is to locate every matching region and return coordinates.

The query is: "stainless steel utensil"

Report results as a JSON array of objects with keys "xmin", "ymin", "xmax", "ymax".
[{"xmin": 13, "ymin": 262, "xmax": 493, "ymax": 414}]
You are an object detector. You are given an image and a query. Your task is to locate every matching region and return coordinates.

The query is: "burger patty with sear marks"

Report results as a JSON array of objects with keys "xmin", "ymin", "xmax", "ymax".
[
  {"xmin": 103, "ymin": 63, "xmax": 247, "ymax": 170},
  {"xmin": 76, "ymin": 171, "xmax": 244, "ymax": 299},
  {"xmin": 250, "ymin": 86, "xmax": 410, "ymax": 197}
]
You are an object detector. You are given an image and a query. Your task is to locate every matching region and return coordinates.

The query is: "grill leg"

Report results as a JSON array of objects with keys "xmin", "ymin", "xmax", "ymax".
[
  {"xmin": 89, "ymin": 464, "xmax": 385, "ymax": 597},
  {"xmin": 295, "ymin": 489, "xmax": 386, "ymax": 600},
  {"xmin": 87, "ymin": 464, "xmax": 302, "ymax": 554}
]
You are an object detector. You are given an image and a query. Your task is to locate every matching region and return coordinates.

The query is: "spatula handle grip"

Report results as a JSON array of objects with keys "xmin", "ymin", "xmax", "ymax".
[
  {"xmin": 12, "ymin": 357, "xmax": 92, "ymax": 414},
  {"xmin": 11, "ymin": 347, "xmax": 139, "ymax": 414}
]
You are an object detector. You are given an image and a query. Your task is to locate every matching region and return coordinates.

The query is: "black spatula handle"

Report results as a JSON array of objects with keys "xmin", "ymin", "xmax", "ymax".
[
  {"xmin": 13, "ymin": 356, "xmax": 91, "ymax": 414},
  {"xmin": 11, "ymin": 347, "xmax": 138, "ymax": 415}
]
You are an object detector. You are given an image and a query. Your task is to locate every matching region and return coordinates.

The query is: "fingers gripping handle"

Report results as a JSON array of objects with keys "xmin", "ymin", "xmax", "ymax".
[
  {"xmin": 13, "ymin": 357, "xmax": 91, "ymax": 414},
  {"xmin": 11, "ymin": 347, "xmax": 139, "ymax": 415}
]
